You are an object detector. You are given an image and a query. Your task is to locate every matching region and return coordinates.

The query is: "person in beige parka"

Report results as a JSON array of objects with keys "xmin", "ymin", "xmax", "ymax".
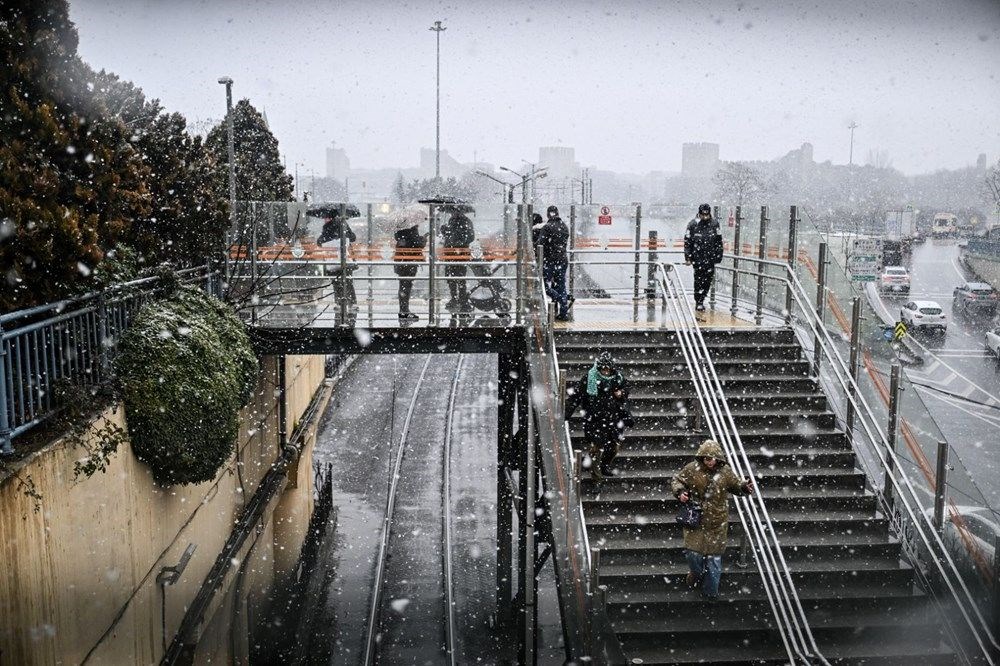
[{"xmin": 671, "ymin": 439, "xmax": 754, "ymax": 600}]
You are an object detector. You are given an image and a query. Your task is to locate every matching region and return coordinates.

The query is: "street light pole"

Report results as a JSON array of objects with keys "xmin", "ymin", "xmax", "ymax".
[
  {"xmin": 218, "ymin": 77, "xmax": 236, "ymax": 218},
  {"xmin": 430, "ymin": 20, "xmax": 446, "ymax": 180}
]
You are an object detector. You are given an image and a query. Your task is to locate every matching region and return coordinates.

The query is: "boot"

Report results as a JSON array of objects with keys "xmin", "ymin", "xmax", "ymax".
[
  {"xmin": 599, "ymin": 442, "xmax": 619, "ymax": 478},
  {"xmin": 588, "ymin": 444, "xmax": 603, "ymax": 482}
]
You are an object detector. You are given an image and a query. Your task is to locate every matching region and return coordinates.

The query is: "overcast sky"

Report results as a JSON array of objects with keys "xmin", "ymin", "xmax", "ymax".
[{"xmin": 69, "ymin": 0, "xmax": 1000, "ymax": 177}]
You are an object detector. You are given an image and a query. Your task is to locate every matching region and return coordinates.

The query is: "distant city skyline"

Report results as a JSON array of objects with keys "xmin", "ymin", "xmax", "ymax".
[{"xmin": 69, "ymin": 0, "xmax": 1000, "ymax": 178}]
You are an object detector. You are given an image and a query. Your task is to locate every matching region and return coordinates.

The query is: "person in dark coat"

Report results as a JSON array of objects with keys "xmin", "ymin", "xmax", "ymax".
[
  {"xmin": 671, "ymin": 440, "xmax": 754, "ymax": 600},
  {"xmin": 440, "ymin": 209, "xmax": 475, "ymax": 312},
  {"xmin": 683, "ymin": 203, "xmax": 723, "ymax": 312},
  {"xmin": 394, "ymin": 223, "xmax": 428, "ymax": 320},
  {"xmin": 532, "ymin": 205, "xmax": 571, "ymax": 320},
  {"xmin": 564, "ymin": 351, "xmax": 631, "ymax": 481},
  {"xmin": 316, "ymin": 209, "xmax": 358, "ymax": 306}
]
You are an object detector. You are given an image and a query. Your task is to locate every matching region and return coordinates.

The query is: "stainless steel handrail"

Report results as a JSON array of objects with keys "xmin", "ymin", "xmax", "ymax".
[
  {"xmin": 657, "ymin": 262, "xmax": 828, "ymax": 665},
  {"xmin": 713, "ymin": 253, "xmax": 999, "ymax": 663}
]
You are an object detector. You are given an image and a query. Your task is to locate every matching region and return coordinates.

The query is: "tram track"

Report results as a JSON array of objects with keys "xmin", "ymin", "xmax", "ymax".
[{"xmin": 362, "ymin": 354, "xmax": 467, "ymax": 665}]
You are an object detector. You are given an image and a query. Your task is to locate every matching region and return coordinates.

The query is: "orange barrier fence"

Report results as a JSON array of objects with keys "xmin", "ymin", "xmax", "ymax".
[{"xmin": 862, "ymin": 352, "xmax": 993, "ymax": 586}]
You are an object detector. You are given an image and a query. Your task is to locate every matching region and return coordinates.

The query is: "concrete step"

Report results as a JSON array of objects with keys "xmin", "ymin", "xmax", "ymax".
[
  {"xmin": 582, "ymin": 489, "xmax": 876, "ymax": 515},
  {"xmin": 570, "ymin": 410, "xmax": 838, "ymax": 431},
  {"xmin": 594, "ymin": 532, "xmax": 905, "ymax": 567},
  {"xmin": 600, "ymin": 448, "xmax": 858, "ymax": 472},
  {"xmin": 580, "ymin": 429, "xmax": 849, "ymax": 450},
  {"xmin": 617, "ymin": 623, "xmax": 952, "ymax": 666},
  {"xmin": 555, "ymin": 327, "xmax": 797, "ymax": 346},
  {"xmin": 559, "ymin": 357, "xmax": 812, "ymax": 378},
  {"xmin": 585, "ymin": 508, "xmax": 889, "ymax": 540},
  {"xmin": 624, "ymin": 392, "xmax": 829, "ymax": 413},
  {"xmin": 557, "ymin": 342, "xmax": 803, "ymax": 362},
  {"xmin": 601, "ymin": 558, "xmax": 915, "ymax": 595},
  {"xmin": 612, "ymin": 373, "xmax": 822, "ymax": 397},
  {"xmin": 579, "ymin": 467, "xmax": 867, "ymax": 494}
]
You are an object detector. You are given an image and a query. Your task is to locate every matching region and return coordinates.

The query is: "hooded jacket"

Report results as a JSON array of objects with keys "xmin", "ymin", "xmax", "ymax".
[
  {"xmin": 670, "ymin": 440, "xmax": 751, "ymax": 555},
  {"xmin": 683, "ymin": 216, "xmax": 723, "ymax": 265}
]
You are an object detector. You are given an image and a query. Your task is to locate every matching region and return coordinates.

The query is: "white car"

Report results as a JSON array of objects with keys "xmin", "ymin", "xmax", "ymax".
[
  {"xmin": 878, "ymin": 266, "xmax": 911, "ymax": 293},
  {"xmin": 986, "ymin": 328, "xmax": 1000, "ymax": 357},
  {"xmin": 900, "ymin": 300, "xmax": 947, "ymax": 332}
]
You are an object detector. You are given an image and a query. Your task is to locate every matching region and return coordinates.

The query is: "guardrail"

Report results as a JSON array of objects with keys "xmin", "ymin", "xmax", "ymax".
[
  {"xmin": 657, "ymin": 261, "xmax": 829, "ymax": 665},
  {"xmin": 713, "ymin": 249, "xmax": 999, "ymax": 663},
  {"xmin": 966, "ymin": 238, "xmax": 1000, "ymax": 259},
  {"xmin": 521, "ymin": 209, "xmax": 628, "ymax": 663},
  {"xmin": 0, "ymin": 266, "xmax": 222, "ymax": 455}
]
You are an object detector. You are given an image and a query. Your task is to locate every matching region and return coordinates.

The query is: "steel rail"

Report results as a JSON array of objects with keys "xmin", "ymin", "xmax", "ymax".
[
  {"xmin": 362, "ymin": 355, "xmax": 433, "ymax": 665},
  {"xmin": 722, "ymin": 255, "xmax": 999, "ymax": 661},
  {"xmin": 658, "ymin": 264, "xmax": 815, "ymax": 665},
  {"xmin": 442, "ymin": 354, "xmax": 465, "ymax": 666}
]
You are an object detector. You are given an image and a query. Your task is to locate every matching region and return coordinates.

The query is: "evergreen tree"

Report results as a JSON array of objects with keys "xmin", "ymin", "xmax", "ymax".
[
  {"xmin": 205, "ymin": 99, "xmax": 293, "ymax": 203},
  {"xmin": 0, "ymin": 0, "xmax": 151, "ymax": 310},
  {"xmin": 392, "ymin": 172, "xmax": 406, "ymax": 203},
  {"xmin": 93, "ymin": 71, "xmax": 228, "ymax": 264}
]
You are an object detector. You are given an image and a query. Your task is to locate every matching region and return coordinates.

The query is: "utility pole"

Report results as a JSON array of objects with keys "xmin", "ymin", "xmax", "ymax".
[
  {"xmin": 430, "ymin": 20, "xmax": 446, "ymax": 180},
  {"xmin": 848, "ymin": 121, "xmax": 859, "ymax": 166},
  {"xmin": 218, "ymin": 77, "xmax": 236, "ymax": 219}
]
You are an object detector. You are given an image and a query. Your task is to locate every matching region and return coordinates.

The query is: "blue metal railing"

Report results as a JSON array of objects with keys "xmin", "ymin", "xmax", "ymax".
[{"xmin": 0, "ymin": 266, "xmax": 222, "ymax": 454}]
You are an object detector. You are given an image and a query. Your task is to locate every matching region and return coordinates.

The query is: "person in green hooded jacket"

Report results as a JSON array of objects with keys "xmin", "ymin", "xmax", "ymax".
[
  {"xmin": 565, "ymin": 351, "xmax": 632, "ymax": 481},
  {"xmin": 671, "ymin": 439, "xmax": 754, "ymax": 600}
]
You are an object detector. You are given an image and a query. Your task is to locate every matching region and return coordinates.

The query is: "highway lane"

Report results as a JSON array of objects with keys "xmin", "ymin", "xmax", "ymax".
[{"xmin": 874, "ymin": 239, "xmax": 1000, "ymax": 509}]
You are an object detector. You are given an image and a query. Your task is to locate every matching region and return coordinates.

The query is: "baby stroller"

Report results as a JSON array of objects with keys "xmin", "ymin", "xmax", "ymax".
[{"xmin": 467, "ymin": 256, "xmax": 512, "ymax": 313}]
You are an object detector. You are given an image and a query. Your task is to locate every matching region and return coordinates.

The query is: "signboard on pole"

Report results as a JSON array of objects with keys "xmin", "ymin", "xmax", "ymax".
[
  {"xmin": 848, "ymin": 237, "xmax": 882, "ymax": 282},
  {"xmin": 598, "ymin": 206, "xmax": 612, "ymax": 226}
]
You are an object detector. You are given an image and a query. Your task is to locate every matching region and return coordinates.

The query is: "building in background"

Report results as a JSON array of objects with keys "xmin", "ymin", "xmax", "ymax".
[
  {"xmin": 325, "ymin": 143, "xmax": 350, "ymax": 179},
  {"xmin": 681, "ymin": 142, "xmax": 720, "ymax": 178}
]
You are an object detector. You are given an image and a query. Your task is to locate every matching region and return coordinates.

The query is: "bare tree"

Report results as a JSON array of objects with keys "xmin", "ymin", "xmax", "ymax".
[
  {"xmin": 865, "ymin": 148, "xmax": 893, "ymax": 170},
  {"xmin": 984, "ymin": 159, "xmax": 1000, "ymax": 226},
  {"xmin": 713, "ymin": 161, "xmax": 766, "ymax": 207}
]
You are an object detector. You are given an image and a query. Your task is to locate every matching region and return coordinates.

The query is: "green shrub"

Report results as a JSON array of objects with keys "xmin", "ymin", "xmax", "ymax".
[{"xmin": 115, "ymin": 284, "xmax": 258, "ymax": 485}]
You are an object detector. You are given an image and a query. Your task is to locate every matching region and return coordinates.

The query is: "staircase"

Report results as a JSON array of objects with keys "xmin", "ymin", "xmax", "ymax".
[{"xmin": 557, "ymin": 328, "xmax": 955, "ymax": 665}]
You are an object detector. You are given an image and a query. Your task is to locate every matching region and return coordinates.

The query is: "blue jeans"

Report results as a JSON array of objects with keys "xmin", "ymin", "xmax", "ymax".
[
  {"xmin": 543, "ymin": 262, "xmax": 569, "ymax": 315},
  {"xmin": 685, "ymin": 550, "xmax": 723, "ymax": 598}
]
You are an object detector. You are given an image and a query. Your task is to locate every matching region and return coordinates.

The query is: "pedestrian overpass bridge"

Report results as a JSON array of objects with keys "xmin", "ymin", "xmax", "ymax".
[{"xmin": 2, "ymin": 202, "xmax": 997, "ymax": 664}]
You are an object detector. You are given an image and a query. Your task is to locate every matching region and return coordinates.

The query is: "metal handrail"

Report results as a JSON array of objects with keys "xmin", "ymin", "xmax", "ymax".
[
  {"xmin": 522, "ymin": 237, "xmax": 626, "ymax": 662},
  {"xmin": 1, "ymin": 266, "xmax": 222, "ymax": 454},
  {"xmin": 715, "ymin": 253, "xmax": 999, "ymax": 663},
  {"xmin": 657, "ymin": 262, "xmax": 828, "ymax": 665}
]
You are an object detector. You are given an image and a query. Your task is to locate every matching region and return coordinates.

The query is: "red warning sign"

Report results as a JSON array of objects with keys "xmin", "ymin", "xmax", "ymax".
[{"xmin": 598, "ymin": 205, "xmax": 612, "ymax": 225}]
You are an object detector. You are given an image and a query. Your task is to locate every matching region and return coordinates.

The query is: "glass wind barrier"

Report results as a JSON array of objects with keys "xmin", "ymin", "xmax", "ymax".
[
  {"xmin": 227, "ymin": 200, "xmax": 521, "ymax": 328},
  {"xmin": 568, "ymin": 203, "xmax": 640, "ymax": 299},
  {"xmin": 792, "ymin": 205, "xmax": 999, "ymax": 643}
]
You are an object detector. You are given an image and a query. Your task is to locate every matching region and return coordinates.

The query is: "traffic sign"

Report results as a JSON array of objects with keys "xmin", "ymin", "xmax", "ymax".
[
  {"xmin": 598, "ymin": 205, "xmax": 612, "ymax": 225},
  {"xmin": 848, "ymin": 237, "xmax": 882, "ymax": 282},
  {"xmin": 894, "ymin": 321, "xmax": 907, "ymax": 340}
]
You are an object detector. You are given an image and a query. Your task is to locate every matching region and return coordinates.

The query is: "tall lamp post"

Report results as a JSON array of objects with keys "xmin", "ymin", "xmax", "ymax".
[
  {"xmin": 475, "ymin": 170, "xmax": 516, "ymax": 203},
  {"xmin": 430, "ymin": 20, "xmax": 446, "ymax": 180},
  {"xmin": 218, "ymin": 77, "xmax": 237, "ymax": 219},
  {"xmin": 499, "ymin": 165, "xmax": 548, "ymax": 205}
]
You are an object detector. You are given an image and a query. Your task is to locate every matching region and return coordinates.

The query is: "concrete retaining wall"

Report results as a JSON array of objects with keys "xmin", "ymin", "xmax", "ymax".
[
  {"xmin": 965, "ymin": 253, "xmax": 1000, "ymax": 291},
  {"xmin": 0, "ymin": 355, "xmax": 327, "ymax": 665}
]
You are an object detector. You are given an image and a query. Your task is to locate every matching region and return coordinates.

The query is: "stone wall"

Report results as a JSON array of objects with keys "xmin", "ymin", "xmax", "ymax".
[{"xmin": 0, "ymin": 355, "xmax": 328, "ymax": 665}]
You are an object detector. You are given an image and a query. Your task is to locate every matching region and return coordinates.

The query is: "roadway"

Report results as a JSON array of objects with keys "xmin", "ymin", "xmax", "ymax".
[{"xmin": 872, "ymin": 239, "xmax": 1000, "ymax": 510}]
